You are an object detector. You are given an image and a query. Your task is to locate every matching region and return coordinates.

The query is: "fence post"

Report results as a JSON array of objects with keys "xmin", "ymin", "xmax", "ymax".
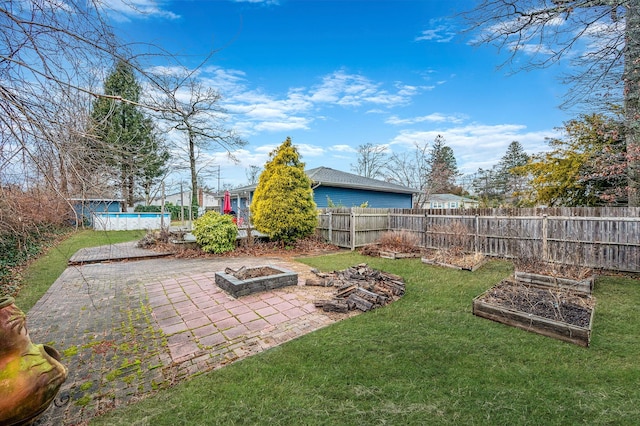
[
  {"xmin": 423, "ymin": 209, "xmax": 429, "ymax": 249},
  {"xmin": 474, "ymin": 214, "xmax": 479, "ymax": 253},
  {"xmin": 328, "ymin": 211, "xmax": 333, "ymax": 243},
  {"xmin": 350, "ymin": 208, "xmax": 356, "ymax": 251},
  {"xmin": 542, "ymin": 214, "xmax": 548, "ymax": 262}
]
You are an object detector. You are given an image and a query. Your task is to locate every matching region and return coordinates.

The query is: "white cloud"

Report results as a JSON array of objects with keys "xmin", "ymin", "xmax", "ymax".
[
  {"xmin": 232, "ymin": 0, "xmax": 280, "ymax": 4},
  {"xmin": 415, "ymin": 19, "xmax": 456, "ymax": 43},
  {"xmin": 390, "ymin": 123, "xmax": 559, "ymax": 174},
  {"xmin": 100, "ymin": 0, "xmax": 180, "ymax": 22},
  {"xmin": 174, "ymin": 67, "xmax": 426, "ymax": 137},
  {"xmin": 510, "ymin": 42, "xmax": 555, "ymax": 55},
  {"xmin": 308, "ymin": 70, "xmax": 416, "ymax": 108},
  {"xmin": 297, "ymin": 144, "xmax": 326, "ymax": 158},
  {"xmin": 252, "ymin": 117, "xmax": 311, "ymax": 132},
  {"xmin": 386, "ymin": 113, "xmax": 467, "ymax": 125},
  {"xmin": 330, "ymin": 145, "xmax": 357, "ymax": 153}
]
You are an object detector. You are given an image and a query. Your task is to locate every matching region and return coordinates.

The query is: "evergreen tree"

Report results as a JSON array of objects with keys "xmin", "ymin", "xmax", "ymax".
[
  {"xmin": 90, "ymin": 60, "xmax": 165, "ymax": 208},
  {"xmin": 426, "ymin": 135, "xmax": 459, "ymax": 194},
  {"xmin": 471, "ymin": 141, "xmax": 530, "ymax": 207},
  {"xmin": 250, "ymin": 137, "xmax": 318, "ymax": 243},
  {"xmin": 495, "ymin": 141, "xmax": 530, "ymax": 205},
  {"xmin": 139, "ymin": 117, "xmax": 170, "ymax": 205}
]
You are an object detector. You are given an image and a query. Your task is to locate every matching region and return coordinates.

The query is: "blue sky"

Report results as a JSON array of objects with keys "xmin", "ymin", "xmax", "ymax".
[{"xmin": 107, "ymin": 0, "xmax": 576, "ymax": 191}]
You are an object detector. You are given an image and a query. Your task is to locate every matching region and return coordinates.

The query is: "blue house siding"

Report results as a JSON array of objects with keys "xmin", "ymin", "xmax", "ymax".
[{"xmin": 313, "ymin": 187, "xmax": 412, "ymax": 208}]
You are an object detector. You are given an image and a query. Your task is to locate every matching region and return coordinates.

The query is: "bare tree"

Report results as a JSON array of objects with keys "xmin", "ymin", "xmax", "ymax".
[
  {"xmin": 462, "ymin": 0, "xmax": 640, "ymax": 205},
  {"xmin": 151, "ymin": 74, "xmax": 247, "ymax": 207},
  {"xmin": 351, "ymin": 143, "xmax": 388, "ymax": 179},
  {"xmin": 246, "ymin": 165, "xmax": 262, "ymax": 185},
  {"xmin": 0, "ymin": 1, "xmax": 125, "ymax": 191},
  {"xmin": 384, "ymin": 141, "xmax": 430, "ymax": 208}
]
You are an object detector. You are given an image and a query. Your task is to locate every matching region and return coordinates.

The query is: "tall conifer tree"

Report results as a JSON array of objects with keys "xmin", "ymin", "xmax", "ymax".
[
  {"xmin": 251, "ymin": 137, "xmax": 317, "ymax": 243},
  {"xmin": 90, "ymin": 60, "xmax": 166, "ymax": 207}
]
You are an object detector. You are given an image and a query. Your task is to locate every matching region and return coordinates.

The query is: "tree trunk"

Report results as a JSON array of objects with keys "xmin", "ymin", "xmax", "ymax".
[
  {"xmin": 58, "ymin": 152, "xmax": 68, "ymax": 197},
  {"xmin": 188, "ymin": 130, "xmax": 199, "ymax": 211},
  {"xmin": 121, "ymin": 165, "xmax": 127, "ymax": 211},
  {"xmin": 625, "ymin": 1, "xmax": 640, "ymax": 206},
  {"xmin": 128, "ymin": 173, "xmax": 135, "ymax": 208}
]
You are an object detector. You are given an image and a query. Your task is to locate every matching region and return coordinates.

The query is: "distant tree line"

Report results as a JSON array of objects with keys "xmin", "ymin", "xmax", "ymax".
[{"xmin": 351, "ymin": 110, "xmax": 628, "ymax": 208}]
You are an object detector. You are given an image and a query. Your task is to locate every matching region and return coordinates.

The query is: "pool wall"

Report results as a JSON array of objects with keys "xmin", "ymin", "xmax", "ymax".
[{"xmin": 92, "ymin": 212, "xmax": 171, "ymax": 231}]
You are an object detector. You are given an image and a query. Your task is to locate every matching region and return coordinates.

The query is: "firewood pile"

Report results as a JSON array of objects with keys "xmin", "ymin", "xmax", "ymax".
[{"xmin": 307, "ymin": 263, "xmax": 405, "ymax": 313}]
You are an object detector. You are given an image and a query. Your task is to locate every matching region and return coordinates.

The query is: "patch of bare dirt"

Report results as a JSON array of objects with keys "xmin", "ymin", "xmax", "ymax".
[{"xmin": 480, "ymin": 281, "xmax": 594, "ymax": 328}]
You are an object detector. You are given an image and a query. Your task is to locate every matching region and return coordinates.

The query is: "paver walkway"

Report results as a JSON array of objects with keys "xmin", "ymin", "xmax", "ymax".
[
  {"xmin": 26, "ymin": 247, "xmax": 350, "ymax": 425},
  {"xmin": 68, "ymin": 241, "xmax": 172, "ymax": 265}
]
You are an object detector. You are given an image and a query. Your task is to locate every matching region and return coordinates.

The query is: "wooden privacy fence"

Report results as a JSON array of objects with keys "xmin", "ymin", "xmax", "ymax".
[{"xmin": 317, "ymin": 207, "xmax": 640, "ymax": 273}]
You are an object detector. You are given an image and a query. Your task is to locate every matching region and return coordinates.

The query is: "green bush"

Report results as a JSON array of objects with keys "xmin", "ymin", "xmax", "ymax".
[{"xmin": 191, "ymin": 211, "xmax": 237, "ymax": 254}]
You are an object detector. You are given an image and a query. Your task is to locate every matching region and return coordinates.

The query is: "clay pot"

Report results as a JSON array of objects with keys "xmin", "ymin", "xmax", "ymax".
[{"xmin": 0, "ymin": 296, "xmax": 68, "ymax": 426}]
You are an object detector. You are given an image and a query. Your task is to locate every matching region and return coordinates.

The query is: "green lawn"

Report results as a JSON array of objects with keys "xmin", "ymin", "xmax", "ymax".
[
  {"xmin": 16, "ymin": 229, "xmax": 144, "ymax": 312},
  {"xmin": 90, "ymin": 253, "xmax": 640, "ymax": 425}
]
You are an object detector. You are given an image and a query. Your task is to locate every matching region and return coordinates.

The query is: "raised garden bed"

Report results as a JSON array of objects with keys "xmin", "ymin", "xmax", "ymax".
[
  {"xmin": 359, "ymin": 243, "xmax": 422, "ymax": 260},
  {"xmin": 514, "ymin": 270, "xmax": 595, "ymax": 294},
  {"xmin": 378, "ymin": 251, "xmax": 422, "ymax": 260},
  {"xmin": 215, "ymin": 265, "xmax": 298, "ymax": 298},
  {"xmin": 421, "ymin": 252, "xmax": 486, "ymax": 272},
  {"xmin": 473, "ymin": 280, "xmax": 595, "ymax": 347}
]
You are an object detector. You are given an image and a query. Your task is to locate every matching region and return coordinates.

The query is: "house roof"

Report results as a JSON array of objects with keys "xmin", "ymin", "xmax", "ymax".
[
  {"xmin": 428, "ymin": 193, "xmax": 478, "ymax": 203},
  {"xmin": 227, "ymin": 167, "xmax": 417, "ymax": 196},
  {"xmin": 306, "ymin": 167, "xmax": 417, "ymax": 194}
]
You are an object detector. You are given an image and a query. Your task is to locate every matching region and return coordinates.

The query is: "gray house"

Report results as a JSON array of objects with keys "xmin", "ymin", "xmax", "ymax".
[
  {"xmin": 421, "ymin": 193, "xmax": 479, "ymax": 209},
  {"xmin": 224, "ymin": 167, "xmax": 417, "ymax": 222}
]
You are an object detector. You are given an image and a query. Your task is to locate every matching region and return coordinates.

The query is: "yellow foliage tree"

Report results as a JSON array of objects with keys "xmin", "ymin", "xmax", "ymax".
[
  {"xmin": 515, "ymin": 113, "xmax": 626, "ymax": 206},
  {"xmin": 250, "ymin": 137, "xmax": 318, "ymax": 243}
]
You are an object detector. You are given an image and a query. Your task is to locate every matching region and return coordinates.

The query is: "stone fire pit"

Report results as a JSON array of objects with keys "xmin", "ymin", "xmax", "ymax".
[{"xmin": 215, "ymin": 265, "xmax": 298, "ymax": 298}]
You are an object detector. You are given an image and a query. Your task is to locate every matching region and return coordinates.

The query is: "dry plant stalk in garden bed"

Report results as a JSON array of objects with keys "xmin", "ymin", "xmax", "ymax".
[
  {"xmin": 421, "ymin": 221, "xmax": 486, "ymax": 271},
  {"xmin": 473, "ymin": 280, "xmax": 595, "ymax": 347},
  {"xmin": 359, "ymin": 230, "xmax": 423, "ymax": 259},
  {"xmin": 513, "ymin": 257, "xmax": 595, "ymax": 294}
]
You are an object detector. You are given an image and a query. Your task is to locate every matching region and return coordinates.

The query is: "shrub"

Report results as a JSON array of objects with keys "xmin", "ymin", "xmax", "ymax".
[
  {"xmin": 0, "ymin": 187, "xmax": 72, "ymax": 297},
  {"xmin": 191, "ymin": 211, "xmax": 237, "ymax": 254}
]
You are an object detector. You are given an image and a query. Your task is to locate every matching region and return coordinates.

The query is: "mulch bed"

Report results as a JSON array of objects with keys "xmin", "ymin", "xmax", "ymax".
[{"xmin": 151, "ymin": 235, "xmax": 342, "ymax": 259}]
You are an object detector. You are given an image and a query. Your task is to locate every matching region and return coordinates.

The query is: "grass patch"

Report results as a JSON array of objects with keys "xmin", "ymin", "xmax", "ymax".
[
  {"xmin": 90, "ymin": 253, "xmax": 640, "ymax": 425},
  {"xmin": 15, "ymin": 229, "xmax": 144, "ymax": 311}
]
